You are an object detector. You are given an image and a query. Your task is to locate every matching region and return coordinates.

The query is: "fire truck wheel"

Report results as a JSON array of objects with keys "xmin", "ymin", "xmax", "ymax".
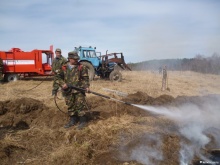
[
  {"xmin": 109, "ymin": 70, "xmax": 122, "ymax": 82},
  {"xmin": 80, "ymin": 62, "xmax": 95, "ymax": 81},
  {"xmin": 5, "ymin": 74, "xmax": 19, "ymax": 82}
]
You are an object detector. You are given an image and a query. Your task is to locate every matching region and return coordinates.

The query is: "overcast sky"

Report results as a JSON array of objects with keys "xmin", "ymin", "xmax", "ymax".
[{"xmin": 0, "ymin": 0, "xmax": 220, "ymax": 62}]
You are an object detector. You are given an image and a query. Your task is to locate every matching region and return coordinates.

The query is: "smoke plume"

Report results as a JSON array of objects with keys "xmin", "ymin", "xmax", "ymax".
[
  {"xmin": 130, "ymin": 95, "xmax": 220, "ymax": 164},
  {"xmin": 119, "ymin": 134, "xmax": 163, "ymax": 165}
]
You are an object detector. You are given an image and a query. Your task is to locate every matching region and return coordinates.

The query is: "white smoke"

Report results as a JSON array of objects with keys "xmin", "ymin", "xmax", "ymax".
[
  {"xmin": 119, "ymin": 134, "xmax": 163, "ymax": 165},
  {"xmin": 179, "ymin": 143, "xmax": 195, "ymax": 165},
  {"xmin": 129, "ymin": 143, "xmax": 163, "ymax": 164},
  {"xmin": 132, "ymin": 95, "xmax": 220, "ymax": 164}
]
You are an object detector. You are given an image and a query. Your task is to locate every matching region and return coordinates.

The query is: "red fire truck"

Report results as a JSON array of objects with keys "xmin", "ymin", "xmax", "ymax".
[{"xmin": 0, "ymin": 46, "xmax": 54, "ymax": 82}]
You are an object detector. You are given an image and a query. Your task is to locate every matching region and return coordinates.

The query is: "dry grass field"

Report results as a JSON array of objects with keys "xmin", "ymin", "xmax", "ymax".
[
  {"xmin": 0, "ymin": 71, "xmax": 220, "ymax": 165},
  {"xmin": 2, "ymin": 70, "xmax": 220, "ymax": 101}
]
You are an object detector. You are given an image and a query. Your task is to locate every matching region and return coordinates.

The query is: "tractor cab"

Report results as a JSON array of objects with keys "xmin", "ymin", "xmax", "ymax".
[{"xmin": 75, "ymin": 46, "xmax": 100, "ymax": 68}]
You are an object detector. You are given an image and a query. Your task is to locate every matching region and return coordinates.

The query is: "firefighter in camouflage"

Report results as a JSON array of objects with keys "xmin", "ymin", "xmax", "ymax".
[
  {"xmin": 51, "ymin": 48, "xmax": 67, "ymax": 96},
  {"xmin": 58, "ymin": 51, "xmax": 90, "ymax": 129}
]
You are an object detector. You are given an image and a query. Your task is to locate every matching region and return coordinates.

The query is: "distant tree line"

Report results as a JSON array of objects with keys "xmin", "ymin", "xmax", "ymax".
[{"xmin": 128, "ymin": 53, "xmax": 220, "ymax": 75}]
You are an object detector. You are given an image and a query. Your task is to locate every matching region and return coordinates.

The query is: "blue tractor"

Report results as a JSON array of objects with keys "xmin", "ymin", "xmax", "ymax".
[{"xmin": 74, "ymin": 46, "xmax": 131, "ymax": 81}]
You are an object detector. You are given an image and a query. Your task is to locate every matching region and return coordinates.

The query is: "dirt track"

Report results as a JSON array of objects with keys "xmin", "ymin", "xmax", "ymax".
[{"xmin": 0, "ymin": 71, "xmax": 220, "ymax": 164}]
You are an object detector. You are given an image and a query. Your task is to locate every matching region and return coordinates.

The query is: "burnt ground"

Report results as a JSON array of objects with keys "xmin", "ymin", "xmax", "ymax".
[{"xmin": 0, "ymin": 92, "xmax": 220, "ymax": 165}]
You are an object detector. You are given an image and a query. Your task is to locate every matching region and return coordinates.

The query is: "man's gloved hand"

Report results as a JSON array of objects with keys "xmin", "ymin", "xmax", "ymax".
[
  {"xmin": 85, "ymin": 88, "xmax": 90, "ymax": 93},
  {"xmin": 62, "ymin": 83, "xmax": 68, "ymax": 90}
]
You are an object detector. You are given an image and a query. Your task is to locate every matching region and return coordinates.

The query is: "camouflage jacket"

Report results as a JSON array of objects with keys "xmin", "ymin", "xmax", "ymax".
[
  {"xmin": 52, "ymin": 56, "xmax": 67, "ymax": 75},
  {"xmin": 58, "ymin": 62, "xmax": 90, "ymax": 91}
]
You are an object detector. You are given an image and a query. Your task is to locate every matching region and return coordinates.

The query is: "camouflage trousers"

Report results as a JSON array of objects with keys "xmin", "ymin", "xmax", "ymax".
[
  {"xmin": 65, "ymin": 92, "xmax": 87, "ymax": 117},
  {"xmin": 53, "ymin": 75, "xmax": 61, "ymax": 94}
]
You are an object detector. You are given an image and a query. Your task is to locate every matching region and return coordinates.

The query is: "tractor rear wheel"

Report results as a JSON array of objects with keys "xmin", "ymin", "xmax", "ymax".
[
  {"xmin": 80, "ymin": 62, "xmax": 95, "ymax": 81},
  {"xmin": 109, "ymin": 70, "xmax": 122, "ymax": 82},
  {"xmin": 4, "ymin": 73, "xmax": 19, "ymax": 82}
]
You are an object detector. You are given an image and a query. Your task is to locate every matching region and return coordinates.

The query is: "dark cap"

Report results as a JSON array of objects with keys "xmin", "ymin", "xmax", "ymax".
[
  {"xmin": 68, "ymin": 51, "xmax": 79, "ymax": 60},
  {"xmin": 55, "ymin": 48, "xmax": 61, "ymax": 52}
]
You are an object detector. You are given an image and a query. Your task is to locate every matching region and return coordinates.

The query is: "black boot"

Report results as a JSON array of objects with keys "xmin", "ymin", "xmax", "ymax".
[
  {"xmin": 78, "ymin": 116, "xmax": 87, "ymax": 130},
  {"xmin": 64, "ymin": 115, "xmax": 77, "ymax": 128}
]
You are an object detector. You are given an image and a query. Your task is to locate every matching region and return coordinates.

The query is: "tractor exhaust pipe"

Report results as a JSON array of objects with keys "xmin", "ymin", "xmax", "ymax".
[{"xmin": 68, "ymin": 85, "xmax": 132, "ymax": 105}]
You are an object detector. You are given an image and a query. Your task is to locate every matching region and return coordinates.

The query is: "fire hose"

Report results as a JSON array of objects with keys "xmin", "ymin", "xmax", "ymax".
[
  {"xmin": 25, "ymin": 76, "xmax": 50, "ymax": 91},
  {"xmin": 68, "ymin": 85, "xmax": 132, "ymax": 105},
  {"xmin": 54, "ymin": 85, "xmax": 132, "ymax": 114}
]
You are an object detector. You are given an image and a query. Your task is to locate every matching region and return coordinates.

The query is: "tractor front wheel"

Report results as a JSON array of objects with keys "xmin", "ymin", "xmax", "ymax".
[
  {"xmin": 4, "ymin": 74, "xmax": 19, "ymax": 82},
  {"xmin": 80, "ymin": 62, "xmax": 95, "ymax": 81},
  {"xmin": 109, "ymin": 70, "xmax": 122, "ymax": 82}
]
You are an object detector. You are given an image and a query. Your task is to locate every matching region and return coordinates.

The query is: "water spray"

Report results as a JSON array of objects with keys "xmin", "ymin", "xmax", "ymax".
[
  {"xmin": 69, "ymin": 85, "xmax": 132, "ymax": 105},
  {"xmin": 131, "ymin": 101, "xmax": 220, "ymax": 164}
]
